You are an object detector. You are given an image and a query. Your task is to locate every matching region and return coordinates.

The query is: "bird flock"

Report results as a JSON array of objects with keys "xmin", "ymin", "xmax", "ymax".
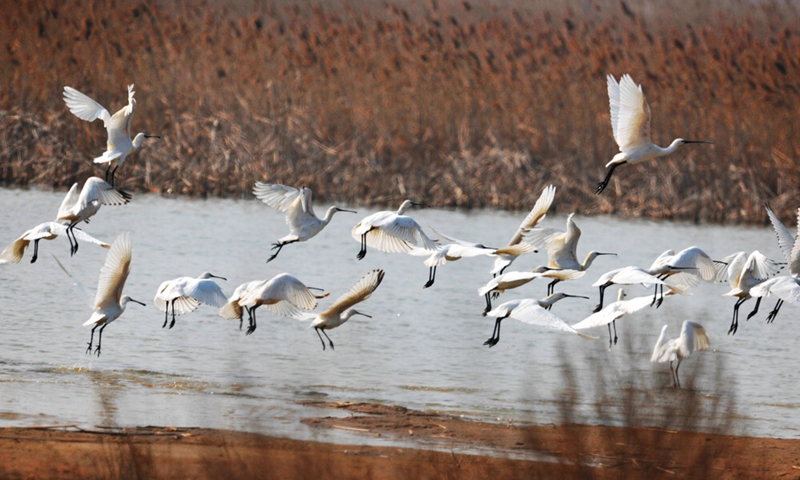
[{"xmin": 0, "ymin": 74, "xmax": 793, "ymax": 389}]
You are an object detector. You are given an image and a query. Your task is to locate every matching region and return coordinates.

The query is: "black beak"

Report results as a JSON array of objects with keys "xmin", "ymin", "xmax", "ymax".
[
  {"xmin": 683, "ymin": 140, "xmax": 713, "ymax": 144},
  {"xmin": 131, "ymin": 299, "xmax": 146, "ymax": 306}
]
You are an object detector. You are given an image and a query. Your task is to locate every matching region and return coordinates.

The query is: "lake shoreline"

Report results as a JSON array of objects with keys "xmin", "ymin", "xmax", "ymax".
[{"xmin": 1, "ymin": 401, "xmax": 797, "ymax": 479}]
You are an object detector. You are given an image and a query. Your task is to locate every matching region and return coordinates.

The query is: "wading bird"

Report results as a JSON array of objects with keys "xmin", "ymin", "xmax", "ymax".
[
  {"xmin": 410, "ymin": 228, "xmax": 497, "ymax": 288},
  {"xmin": 651, "ymin": 320, "xmax": 710, "ymax": 388},
  {"xmin": 592, "ymin": 266, "xmax": 668, "ymax": 312},
  {"xmin": 155, "ymin": 272, "xmax": 228, "ymax": 329},
  {"xmin": 483, "ymin": 294, "xmax": 596, "ymax": 348},
  {"xmin": 716, "ymin": 250, "xmax": 782, "ymax": 334},
  {"xmin": 646, "ymin": 246, "xmax": 718, "ymax": 307},
  {"xmin": 490, "ymin": 185, "xmax": 555, "ymax": 276},
  {"xmin": 55, "ymin": 232, "xmax": 145, "ymax": 356},
  {"xmin": 572, "ymin": 288, "xmax": 652, "ymax": 348},
  {"xmin": 525, "ymin": 213, "xmax": 616, "ymax": 295},
  {"xmin": 478, "ymin": 267, "xmax": 582, "ymax": 314},
  {"xmin": 236, "ymin": 273, "xmax": 327, "ymax": 335},
  {"xmin": 219, "ymin": 280, "xmax": 268, "ymax": 330},
  {"xmin": 0, "ymin": 222, "xmax": 109, "ymax": 264},
  {"xmin": 55, "ymin": 178, "xmax": 131, "ymax": 256},
  {"xmin": 63, "ymin": 84, "xmax": 160, "ymax": 185},
  {"xmin": 596, "ymin": 74, "xmax": 712, "ymax": 194},
  {"xmin": 351, "ymin": 200, "xmax": 437, "ymax": 260},
  {"xmin": 286, "ymin": 269, "xmax": 385, "ymax": 351},
  {"xmin": 253, "ymin": 182, "xmax": 356, "ymax": 262}
]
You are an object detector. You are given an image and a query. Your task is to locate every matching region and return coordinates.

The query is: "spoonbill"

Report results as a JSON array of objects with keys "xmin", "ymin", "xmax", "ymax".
[
  {"xmin": 351, "ymin": 200, "xmax": 437, "ymax": 260},
  {"xmin": 286, "ymin": 269, "xmax": 385, "ymax": 350},
  {"xmin": 219, "ymin": 280, "xmax": 267, "ymax": 330},
  {"xmin": 483, "ymin": 295, "xmax": 597, "ymax": 347},
  {"xmin": 0, "ymin": 222, "xmax": 109, "ymax": 264},
  {"xmin": 749, "ymin": 205, "xmax": 800, "ymax": 324},
  {"xmin": 154, "ymin": 272, "xmax": 228, "ymax": 329},
  {"xmin": 55, "ymin": 178, "xmax": 131, "ymax": 256},
  {"xmin": 490, "ymin": 185, "xmax": 555, "ymax": 276},
  {"xmin": 63, "ymin": 84, "xmax": 160, "ymax": 185},
  {"xmin": 478, "ymin": 267, "xmax": 583, "ymax": 314},
  {"xmin": 592, "ymin": 266, "xmax": 668, "ymax": 312},
  {"xmin": 651, "ymin": 321, "xmax": 710, "ymax": 388},
  {"xmin": 55, "ymin": 232, "xmax": 145, "ymax": 356},
  {"xmin": 525, "ymin": 213, "xmax": 616, "ymax": 295},
  {"xmin": 572, "ymin": 288, "xmax": 652, "ymax": 348},
  {"xmin": 253, "ymin": 182, "xmax": 356, "ymax": 262},
  {"xmin": 596, "ymin": 74, "xmax": 712, "ymax": 195},
  {"xmin": 410, "ymin": 228, "xmax": 497, "ymax": 288},
  {"xmin": 716, "ymin": 250, "xmax": 782, "ymax": 334},
  {"xmin": 236, "ymin": 273, "xmax": 328, "ymax": 335},
  {"xmin": 646, "ymin": 246, "xmax": 718, "ymax": 307}
]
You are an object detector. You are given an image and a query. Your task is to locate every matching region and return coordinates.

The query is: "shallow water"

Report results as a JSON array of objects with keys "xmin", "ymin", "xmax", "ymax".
[{"xmin": 0, "ymin": 186, "xmax": 798, "ymax": 444}]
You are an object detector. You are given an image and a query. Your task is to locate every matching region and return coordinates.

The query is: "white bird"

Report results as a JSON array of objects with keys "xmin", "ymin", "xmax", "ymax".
[
  {"xmin": 596, "ymin": 74, "xmax": 712, "ymax": 194},
  {"xmin": 651, "ymin": 321, "xmax": 710, "ymax": 388},
  {"xmin": 750, "ymin": 205, "xmax": 800, "ymax": 324},
  {"xmin": 154, "ymin": 272, "xmax": 228, "ymax": 329},
  {"xmin": 351, "ymin": 200, "xmax": 438, "ymax": 260},
  {"xmin": 525, "ymin": 213, "xmax": 616, "ymax": 295},
  {"xmin": 56, "ymin": 232, "xmax": 146, "ymax": 356},
  {"xmin": 55, "ymin": 178, "xmax": 131, "ymax": 256},
  {"xmin": 490, "ymin": 185, "xmax": 556, "ymax": 276},
  {"xmin": 592, "ymin": 266, "xmax": 669, "ymax": 312},
  {"xmin": 237, "ymin": 273, "xmax": 328, "ymax": 335},
  {"xmin": 287, "ymin": 269, "xmax": 385, "ymax": 350},
  {"xmin": 63, "ymin": 84, "xmax": 160, "ymax": 185},
  {"xmin": 0, "ymin": 222, "xmax": 109, "ymax": 264},
  {"xmin": 219, "ymin": 280, "xmax": 267, "ymax": 330},
  {"xmin": 410, "ymin": 228, "xmax": 498, "ymax": 288},
  {"xmin": 478, "ymin": 267, "xmax": 584, "ymax": 314},
  {"xmin": 253, "ymin": 182, "xmax": 356, "ymax": 262},
  {"xmin": 572, "ymin": 288, "xmax": 653, "ymax": 348},
  {"xmin": 483, "ymin": 295, "xmax": 597, "ymax": 347},
  {"xmin": 716, "ymin": 250, "xmax": 782, "ymax": 334},
  {"xmin": 646, "ymin": 246, "xmax": 718, "ymax": 307}
]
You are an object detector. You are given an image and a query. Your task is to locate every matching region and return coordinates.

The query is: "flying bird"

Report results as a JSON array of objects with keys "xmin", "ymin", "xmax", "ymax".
[
  {"xmin": 596, "ymin": 74, "xmax": 712, "ymax": 194},
  {"xmin": 155, "ymin": 272, "xmax": 228, "ymax": 329},
  {"xmin": 478, "ymin": 267, "xmax": 583, "ymax": 314},
  {"xmin": 572, "ymin": 288, "xmax": 652, "ymax": 348},
  {"xmin": 651, "ymin": 320, "xmax": 710, "ymax": 388},
  {"xmin": 592, "ymin": 266, "xmax": 669, "ymax": 312},
  {"xmin": 55, "ymin": 178, "xmax": 131, "ymax": 256},
  {"xmin": 490, "ymin": 185, "xmax": 555, "ymax": 276},
  {"xmin": 646, "ymin": 246, "xmax": 718, "ymax": 307},
  {"xmin": 351, "ymin": 200, "xmax": 437, "ymax": 260},
  {"xmin": 235, "ymin": 273, "xmax": 327, "ymax": 335},
  {"xmin": 483, "ymin": 295, "xmax": 596, "ymax": 348},
  {"xmin": 63, "ymin": 84, "xmax": 160, "ymax": 186},
  {"xmin": 286, "ymin": 269, "xmax": 385, "ymax": 350},
  {"xmin": 0, "ymin": 222, "xmax": 109, "ymax": 264},
  {"xmin": 253, "ymin": 182, "xmax": 356, "ymax": 262},
  {"xmin": 410, "ymin": 228, "xmax": 497, "ymax": 288},
  {"xmin": 219, "ymin": 280, "xmax": 267, "ymax": 330},
  {"xmin": 716, "ymin": 250, "xmax": 782, "ymax": 334}
]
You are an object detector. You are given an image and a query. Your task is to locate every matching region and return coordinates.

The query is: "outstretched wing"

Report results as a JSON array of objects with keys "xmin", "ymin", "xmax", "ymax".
[
  {"xmin": 323, "ymin": 269, "xmax": 385, "ymax": 316},
  {"xmin": 608, "ymin": 73, "xmax": 651, "ymax": 152},
  {"xmin": 81, "ymin": 177, "xmax": 132, "ymax": 206},
  {"xmin": 253, "ymin": 182, "xmax": 302, "ymax": 212},
  {"xmin": 184, "ymin": 279, "xmax": 228, "ymax": 308},
  {"xmin": 765, "ymin": 205, "xmax": 796, "ymax": 263},
  {"xmin": 94, "ymin": 232, "xmax": 132, "ymax": 309},
  {"xmin": 63, "ymin": 86, "xmax": 111, "ymax": 126},
  {"xmin": 571, "ymin": 295, "xmax": 652, "ymax": 330},
  {"xmin": 52, "ymin": 254, "xmax": 96, "ymax": 308},
  {"xmin": 650, "ymin": 325, "xmax": 673, "ymax": 363},
  {"xmin": 507, "ymin": 185, "xmax": 556, "ymax": 246},
  {"xmin": 680, "ymin": 321, "xmax": 710, "ymax": 357},
  {"xmin": 511, "ymin": 300, "xmax": 597, "ymax": 339}
]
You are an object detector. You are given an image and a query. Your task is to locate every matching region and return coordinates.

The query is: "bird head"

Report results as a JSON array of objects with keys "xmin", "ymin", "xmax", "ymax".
[
  {"xmin": 199, "ymin": 272, "xmax": 227, "ymax": 281},
  {"xmin": 121, "ymin": 296, "xmax": 146, "ymax": 308},
  {"xmin": 132, "ymin": 133, "xmax": 161, "ymax": 148}
]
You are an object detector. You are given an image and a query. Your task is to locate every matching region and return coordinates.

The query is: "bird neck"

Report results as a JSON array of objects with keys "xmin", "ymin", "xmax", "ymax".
[
  {"xmin": 322, "ymin": 207, "xmax": 339, "ymax": 223},
  {"xmin": 132, "ymin": 133, "xmax": 146, "ymax": 149},
  {"xmin": 581, "ymin": 252, "xmax": 600, "ymax": 270},
  {"xmin": 659, "ymin": 139, "xmax": 684, "ymax": 156}
]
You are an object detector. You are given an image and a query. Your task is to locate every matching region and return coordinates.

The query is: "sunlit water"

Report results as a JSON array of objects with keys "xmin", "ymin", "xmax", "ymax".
[{"xmin": 1, "ymin": 186, "xmax": 798, "ymax": 445}]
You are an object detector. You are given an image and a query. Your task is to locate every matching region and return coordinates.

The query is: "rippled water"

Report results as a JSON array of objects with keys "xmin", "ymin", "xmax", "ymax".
[{"xmin": 1, "ymin": 186, "xmax": 798, "ymax": 442}]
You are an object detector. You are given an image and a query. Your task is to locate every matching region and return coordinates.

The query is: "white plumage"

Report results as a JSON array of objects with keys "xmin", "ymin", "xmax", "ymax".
[
  {"xmin": 717, "ymin": 250, "xmax": 782, "ymax": 334},
  {"xmin": 572, "ymin": 288, "xmax": 652, "ymax": 347},
  {"xmin": 237, "ymin": 273, "xmax": 327, "ymax": 335},
  {"xmin": 592, "ymin": 266, "xmax": 668, "ymax": 312},
  {"xmin": 0, "ymin": 222, "xmax": 109, "ymax": 264},
  {"xmin": 351, "ymin": 200, "xmax": 437, "ymax": 260},
  {"xmin": 253, "ymin": 182, "xmax": 356, "ymax": 262},
  {"xmin": 651, "ymin": 320, "xmax": 710, "ymax": 388},
  {"xmin": 155, "ymin": 272, "xmax": 228, "ymax": 329}
]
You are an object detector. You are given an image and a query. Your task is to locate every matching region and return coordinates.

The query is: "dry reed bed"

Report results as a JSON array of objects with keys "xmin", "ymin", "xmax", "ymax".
[{"xmin": 1, "ymin": 0, "xmax": 798, "ymax": 223}]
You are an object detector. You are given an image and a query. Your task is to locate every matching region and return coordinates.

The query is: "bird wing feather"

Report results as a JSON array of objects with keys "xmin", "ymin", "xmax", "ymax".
[
  {"xmin": 650, "ymin": 325, "xmax": 673, "ymax": 363},
  {"xmin": 507, "ymin": 185, "xmax": 556, "ymax": 246},
  {"xmin": 253, "ymin": 182, "xmax": 301, "ymax": 212},
  {"xmin": 609, "ymin": 74, "xmax": 651, "ymax": 152},
  {"xmin": 571, "ymin": 296, "xmax": 652, "ymax": 329},
  {"xmin": 323, "ymin": 269, "xmax": 385, "ymax": 317},
  {"xmin": 63, "ymin": 87, "xmax": 111, "ymax": 126},
  {"xmin": 765, "ymin": 205, "xmax": 796, "ymax": 263},
  {"xmin": 510, "ymin": 301, "xmax": 595, "ymax": 338},
  {"xmin": 94, "ymin": 232, "xmax": 132, "ymax": 310}
]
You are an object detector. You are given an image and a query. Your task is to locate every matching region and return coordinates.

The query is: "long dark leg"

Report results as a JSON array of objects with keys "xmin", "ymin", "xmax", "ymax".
[
  {"xmin": 267, "ymin": 242, "xmax": 285, "ymax": 263},
  {"xmin": 169, "ymin": 299, "xmax": 177, "ymax": 329},
  {"xmin": 728, "ymin": 297, "xmax": 745, "ymax": 335},
  {"xmin": 104, "ymin": 163, "xmax": 112, "ymax": 183},
  {"xmin": 315, "ymin": 327, "xmax": 327, "ymax": 350},
  {"xmin": 766, "ymin": 299, "xmax": 784, "ymax": 324},
  {"xmin": 607, "ymin": 324, "xmax": 613, "ymax": 349},
  {"xmin": 483, "ymin": 292, "xmax": 493, "ymax": 316},
  {"xmin": 246, "ymin": 307, "xmax": 258, "ymax": 335},
  {"xmin": 94, "ymin": 324, "xmax": 107, "ymax": 357},
  {"xmin": 162, "ymin": 303, "xmax": 170, "ymax": 328},
  {"xmin": 595, "ymin": 162, "xmax": 625, "ymax": 195},
  {"xmin": 650, "ymin": 283, "xmax": 660, "ymax": 307},
  {"xmin": 612, "ymin": 320, "xmax": 618, "ymax": 345},
  {"xmin": 746, "ymin": 297, "xmax": 762, "ymax": 320},
  {"xmin": 674, "ymin": 359, "xmax": 682, "ymax": 388},
  {"xmin": 30, "ymin": 239, "xmax": 40, "ymax": 263},
  {"xmin": 655, "ymin": 284, "xmax": 664, "ymax": 308},
  {"xmin": 109, "ymin": 164, "xmax": 119, "ymax": 187},
  {"xmin": 669, "ymin": 361, "xmax": 677, "ymax": 387},
  {"xmin": 547, "ymin": 278, "xmax": 560, "ymax": 297},
  {"xmin": 319, "ymin": 328, "xmax": 335, "ymax": 350},
  {"xmin": 66, "ymin": 223, "xmax": 78, "ymax": 256},
  {"xmin": 593, "ymin": 284, "xmax": 609, "ymax": 313},
  {"xmin": 356, "ymin": 232, "xmax": 369, "ymax": 260},
  {"xmin": 238, "ymin": 314, "xmax": 243, "ymax": 330},
  {"xmin": 424, "ymin": 266, "xmax": 437, "ymax": 289},
  {"xmin": 86, "ymin": 325, "xmax": 98, "ymax": 354},
  {"xmin": 483, "ymin": 317, "xmax": 506, "ymax": 347}
]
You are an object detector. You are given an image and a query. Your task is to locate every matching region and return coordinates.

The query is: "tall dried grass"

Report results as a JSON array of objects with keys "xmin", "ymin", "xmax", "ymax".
[{"xmin": 1, "ymin": 0, "xmax": 798, "ymax": 223}]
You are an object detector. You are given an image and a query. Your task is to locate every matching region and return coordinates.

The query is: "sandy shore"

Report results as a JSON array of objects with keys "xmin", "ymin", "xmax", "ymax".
[{"xmin": 1, "ymin": 402, "xmax": 798, "ymax": 479}]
